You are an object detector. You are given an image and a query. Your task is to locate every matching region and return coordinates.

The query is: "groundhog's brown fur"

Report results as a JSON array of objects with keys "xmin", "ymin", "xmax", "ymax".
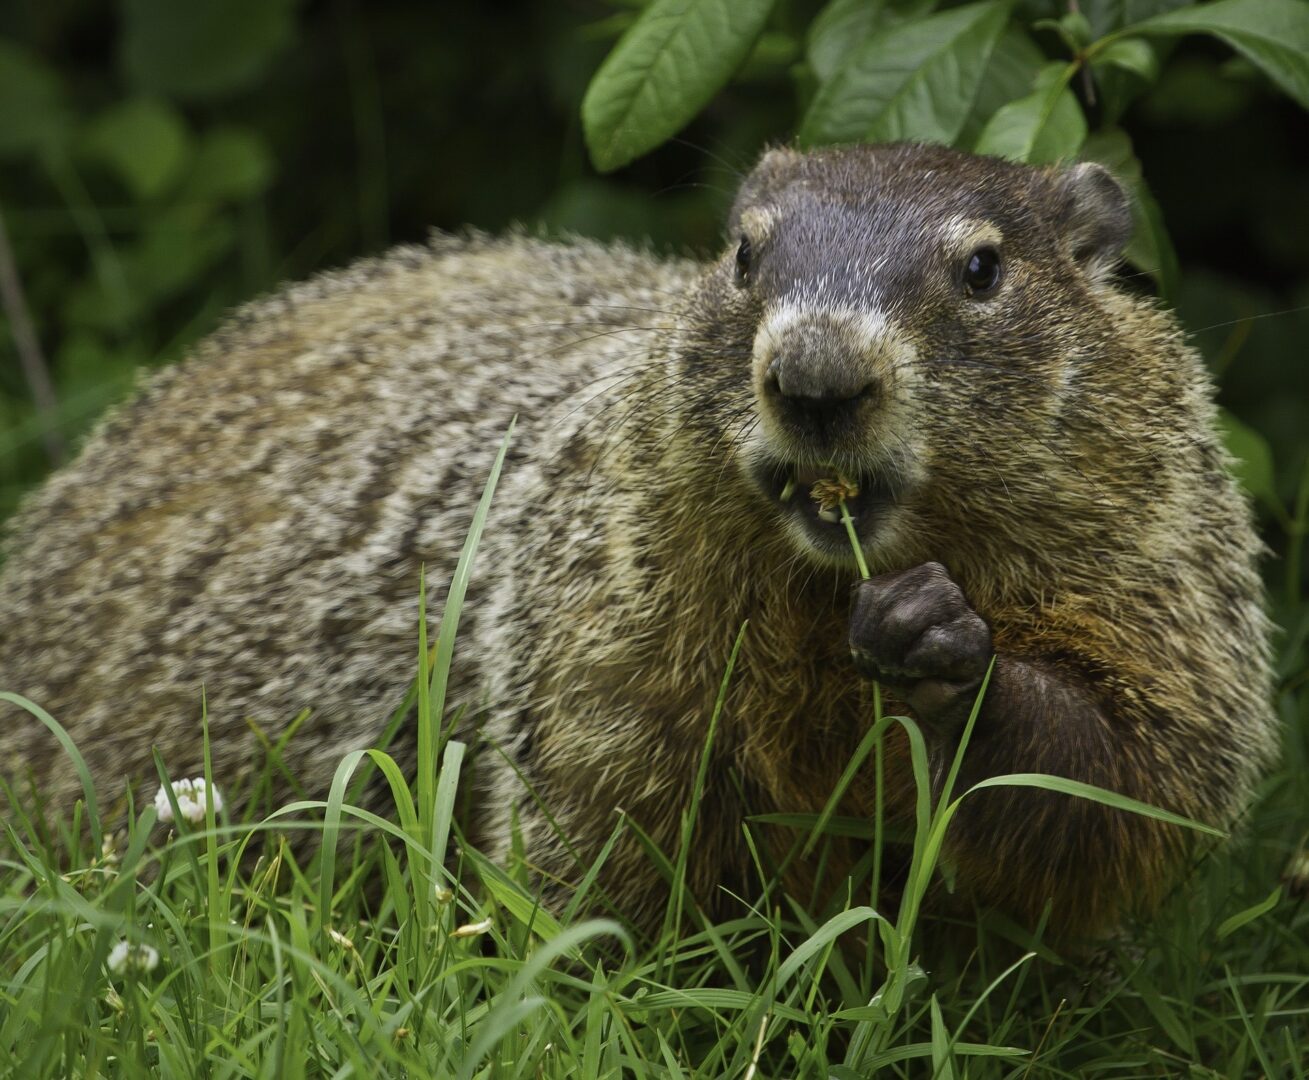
[{"xmin": 0, "ymin": 144, "xmax": 1276, "ymax": 941}]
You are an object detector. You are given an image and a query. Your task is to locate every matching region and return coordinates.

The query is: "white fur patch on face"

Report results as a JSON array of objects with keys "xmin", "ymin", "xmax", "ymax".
[
  {"xmin": 738, "ymin": 206, "xmax": 779, "ymax": 244},
  {"xmin": 940, "ymin": 215, "xmax": 1002, "ymax": 258},
  {"xmin": 750, "ymin": 300, "xmax": 901, "ymax": 388}
]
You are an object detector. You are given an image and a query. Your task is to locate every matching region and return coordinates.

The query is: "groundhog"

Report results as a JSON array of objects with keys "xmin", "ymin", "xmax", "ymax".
[{"xmin": 0, "ymin": 143, "xmax": 1276, "ymax": 941}]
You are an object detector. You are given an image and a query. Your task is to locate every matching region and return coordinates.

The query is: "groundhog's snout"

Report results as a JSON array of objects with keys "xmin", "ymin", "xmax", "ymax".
[
  {"xmin": 763, "ymin": 358, "xmax": 877, "ymax": 440},
  {"xmin": 754, "ymin": 304, "xmax": 896, "ymax": 451}
]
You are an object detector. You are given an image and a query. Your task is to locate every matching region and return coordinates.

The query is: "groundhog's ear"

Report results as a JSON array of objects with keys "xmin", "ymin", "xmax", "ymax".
[
  {"xmin": 1053, "ymin": 162, "xmax": 1132, "ymax": 277},
  {"xmin": 729, "ymin": 146, "xmax": 802, "ymax": 234}
]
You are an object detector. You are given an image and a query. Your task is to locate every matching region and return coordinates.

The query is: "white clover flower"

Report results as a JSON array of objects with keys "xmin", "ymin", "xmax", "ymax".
[
  {"xmin": 153, "ymin": 777, "xmax": 224, "ymax": 825},
  {"xmin": 106, "ymin": 940, "xmax": 160, "ymax": 976}
]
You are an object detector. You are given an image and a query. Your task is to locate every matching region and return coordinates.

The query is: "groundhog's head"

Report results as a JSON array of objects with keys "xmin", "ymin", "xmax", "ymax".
[{"xmin": 693, "ymin": 142, "xmax": 1134, "ymax": 570}]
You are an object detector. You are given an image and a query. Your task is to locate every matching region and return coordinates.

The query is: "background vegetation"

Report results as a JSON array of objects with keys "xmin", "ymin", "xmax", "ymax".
[{"xmin": 0, "ymin": 0, "xmax": 1306, "ymax": 1075}]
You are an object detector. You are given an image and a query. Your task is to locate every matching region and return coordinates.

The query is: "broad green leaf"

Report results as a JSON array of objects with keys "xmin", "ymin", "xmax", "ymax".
[
  {"xmin": 1219, "ymin": 408, "xmax": 1279, "ymax": 507},
  {"xmin": 974, "ymin": 62, "xmax": 1087, "ymax": 164},
  {"xmin": 800, "ymin": 0, "xmax": 1010, "ymax": 146},
  {"xmin": 1129, "ymin": 0, "xmax": 1309, "ymax": 109},
  {"xmin": 1081, "ymin": 0, "xmax": 1191, "ymax": 38},
  {"xmin": 1062, "ymin": 11, "xmax": 1094, "ymax": 46},
  {"xmin": 807, "ymin": 0, "xmax": 938, "ymax": 83},
  {"xmin": 1033, "ymin": 11, "xmax": 1093, "ymax": 51},
  {"xmin": 83, "ymin": 98, "xmax": 191, "ymax": 200},
  {"xmin": 120, "ymin": 0, "xmax": 296, "ymax": 100},
  {"xmin": 959, "ymin": 25, "xmax": 1046, "ymax": 149},
  {"xmin": 809, "ymin": 0, "xmax": 890, "ymax": 83},
  {"xmin": 582, "ymin": 0, "xmax": 779, "ymax": 172},
  {"xmin": 0, "ymin": 41, "xmax": 70, "ymax": 157},
  {"xmin": 1093, "ymin": 37, "xmax": 1160, "ymax": 81},
  {"xmin": 1216, "ymin": 885, "xmax": 1283, "ymax": 939},
  {"xmin": 1090, "ymin": 38, "xmax": 1161, "ymax": 125}
]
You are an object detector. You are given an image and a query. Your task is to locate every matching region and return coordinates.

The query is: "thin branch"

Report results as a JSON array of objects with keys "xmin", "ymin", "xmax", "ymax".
[{"xmin": 0, "ymin": 204, "xmax": 64, "ymax": 464}]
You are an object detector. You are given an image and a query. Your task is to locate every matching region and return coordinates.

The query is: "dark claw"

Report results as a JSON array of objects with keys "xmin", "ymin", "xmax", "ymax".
[{"xmin": 849, "ymin": 562, "xmax": 993, "ymax": 732}]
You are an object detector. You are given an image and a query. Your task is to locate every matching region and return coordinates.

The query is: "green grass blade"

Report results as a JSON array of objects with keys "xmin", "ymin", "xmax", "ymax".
[
  {"xmin": 962, "ymin": 773, "xmax": 1226, "ymax": 836},
  {"xmin": 0, "ymin": 691, "xmax": 102, "ymax": 852}
]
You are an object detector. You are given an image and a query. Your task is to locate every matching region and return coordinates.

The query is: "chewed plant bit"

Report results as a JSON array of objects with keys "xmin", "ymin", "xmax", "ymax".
[
  {"xmin": 809, "ymin": 473, "xmax": 859, "ymax": 513},
  {"xmin": 154, "ymin": 777, "xmax": 224, "ymax": 825},
  {"xmin": 106, "ymin": 940, "xmax": 160, "ymax": 976}
]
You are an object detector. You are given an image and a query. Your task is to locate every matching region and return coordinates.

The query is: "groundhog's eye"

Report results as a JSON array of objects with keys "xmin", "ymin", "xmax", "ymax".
[
  {"xmin": 735, "ymin": 236, "xmax": 753, "ymax": 286},
  {"xmin": 963, "ymin": 246, "xmax": 1002, "ymax": 296}
]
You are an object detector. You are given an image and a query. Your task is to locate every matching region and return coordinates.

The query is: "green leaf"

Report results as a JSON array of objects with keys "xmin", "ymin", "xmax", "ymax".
[
  {"xmin": 959, "ymin": 25, "xmax": 1046, "ymax": 149},
  {"xmin": 1080, "ymin": 0, "xmax": 1191, "ymax": 38},
  {"xmin": 1093, "ymin": 37, "xmax": 1160, "ymax": 82},
  {"xmin": 83, "ymin": 98, "xmax": 191, "ymax": 200},
  {"xmin": 1132, "ymin": 966, "xmax": 1197, "ymax": 1055},
  {"xmin": 581, "ymin": 0, "xmax": 779, "ymax": 172},
  {"xmin": 1034, "ymin": 11, "xmax": 1093, "ymax": 51},
  {"xmin": 628, "ymin": 989, "xmax": 808, "ymax": 1022},
  {"xmin": 182, "ymin": 128, "xmax": 274, "ymax": 203},
  {"xmin": 800, "ymin": 0, "xmax": 1011, "ymax": 146},
  {"xmin": 1216, "ymin": 885, "xmax": 1283, "ymax": 939},
  {"xmin": 855, "ymin": 1044, "xmax": 1029, "ymax": 1067},
  {"xmin": 1219, "ymin": 408, "xmax": 1279, "ymax": 508},
  {"xmin": 1129, "ymin": 0, "xmax": 1309, "ymax": 109},
  {"xmin": 120, "ymin": 0, "xmax": 296, "ymax": 101},
  {"xmin": 0, "ymin": 41, "xmax": 70, "ymax": 157},
  {"xmin": 964, "ymin": 773, "xmax": 1226, "ymax": 837},
  {"xmin": 1090, "ymin": 38, "xmax": 1161, "ymax": 125},
  {"xmin": 777, "ymin": 906, "xmax": 884, "ymax": 986},
  {"xmin": 974, "ymin": 62, "xmax": 1086, "ymax": 164},
  {"xmin": 0, "ymin": 692, "xmax": 103, "ymax": 852},
  {"xmin": 807, "ymin": 0, "xmax": 938, "ymax": 83},
  {"xmin": 1060, "ymin": 10, "xmax": 1094, "ymax": 47}
]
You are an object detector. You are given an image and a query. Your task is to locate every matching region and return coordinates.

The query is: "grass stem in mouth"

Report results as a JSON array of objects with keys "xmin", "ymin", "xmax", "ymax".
[{"xmin": 840, "ymin": 497, "xmax": 870, "ymax": 580}]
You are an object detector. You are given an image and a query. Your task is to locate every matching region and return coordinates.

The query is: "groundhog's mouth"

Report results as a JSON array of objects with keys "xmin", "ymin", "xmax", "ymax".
[{"xmin": 753, "ymin": 457, "xmax": 897, "ymax": 550}]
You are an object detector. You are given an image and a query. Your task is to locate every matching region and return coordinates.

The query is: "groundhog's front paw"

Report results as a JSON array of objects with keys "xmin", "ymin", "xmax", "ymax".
[{"xmin": 849, "ymin": 562, "xmax": 993, "ymax": 734}]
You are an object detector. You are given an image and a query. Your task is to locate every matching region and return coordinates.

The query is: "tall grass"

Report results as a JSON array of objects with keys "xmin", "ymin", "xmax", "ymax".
[{"xmin": 1, "ymin": 438, "xmax": 1305, "ymax": 1078}]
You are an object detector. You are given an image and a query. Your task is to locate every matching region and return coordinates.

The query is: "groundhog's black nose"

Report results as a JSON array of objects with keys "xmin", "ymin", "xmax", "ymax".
[{"xmin": 764, "ymin": 361, "xmax": 878, "ymax": 436}]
